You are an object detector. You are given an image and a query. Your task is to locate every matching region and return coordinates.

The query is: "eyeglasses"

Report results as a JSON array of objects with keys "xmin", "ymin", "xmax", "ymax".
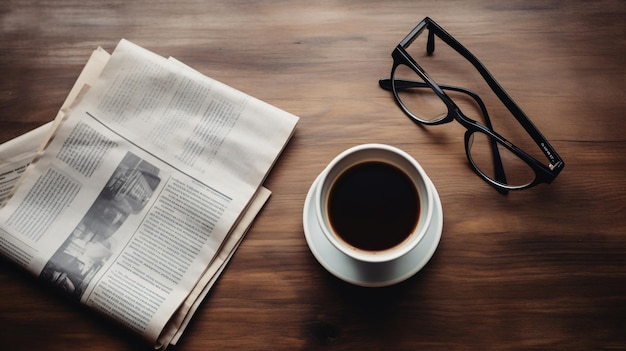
[{"xmin": 379, "ymin": 17, "xmax": 564, "ymax": 194}]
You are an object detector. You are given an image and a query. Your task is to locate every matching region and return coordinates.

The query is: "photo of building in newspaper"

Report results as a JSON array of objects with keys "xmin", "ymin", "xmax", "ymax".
[{"xmin": 39, "ymin": 152, "xmax": 161, "ymax": 301}]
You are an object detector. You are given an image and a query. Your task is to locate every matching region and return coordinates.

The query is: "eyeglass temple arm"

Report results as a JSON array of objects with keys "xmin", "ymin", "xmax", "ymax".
[{"xmin": 378, "ymin": 78, "xmax": 509, "ymax": 193}]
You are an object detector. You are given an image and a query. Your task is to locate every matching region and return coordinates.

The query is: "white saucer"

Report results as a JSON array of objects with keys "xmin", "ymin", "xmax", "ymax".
[{"xmin": 303, "ymin": 173, "xmax": 443, "ymax": 287}]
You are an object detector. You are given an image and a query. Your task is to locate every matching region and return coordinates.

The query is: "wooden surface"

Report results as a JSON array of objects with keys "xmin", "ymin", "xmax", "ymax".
[{"xmin": 1, "ymin": 1, "xmax": 625, "ymax": 350}]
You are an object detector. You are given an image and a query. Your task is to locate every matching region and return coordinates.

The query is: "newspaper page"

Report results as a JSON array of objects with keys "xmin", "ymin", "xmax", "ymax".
[
  {"xmin": 0, "ymin": 39, "xmax": 298, "ymax": 347},
  {"xmin": 0, "ymin": 118, "xmax": 270, "ymax": 348},
  {"xmin": 0, "ymin": 125, "xmax": 271, "ymax": 349}
]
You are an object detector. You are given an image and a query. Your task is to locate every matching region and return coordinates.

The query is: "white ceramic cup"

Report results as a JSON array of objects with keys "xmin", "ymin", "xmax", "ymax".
[{"xmin": 314, "ymin": 144, "xmax": 433, "ymax": 263}]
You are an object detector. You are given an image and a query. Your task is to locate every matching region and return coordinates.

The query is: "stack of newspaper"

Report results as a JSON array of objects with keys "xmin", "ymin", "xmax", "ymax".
[{"xmin": 0, "ymin": 40, "xmax": 298, "ymax": 349}]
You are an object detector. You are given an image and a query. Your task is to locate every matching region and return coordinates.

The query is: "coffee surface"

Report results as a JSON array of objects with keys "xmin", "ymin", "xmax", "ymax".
[{"xmin": 327, "ymin": 161, "xmax": 419, "ymax": 251}]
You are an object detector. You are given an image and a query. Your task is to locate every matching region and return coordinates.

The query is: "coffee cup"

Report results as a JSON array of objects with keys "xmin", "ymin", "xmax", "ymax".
[{"xmin": 314, "ymin": 144, "xmax": 433, "ymax": 264}]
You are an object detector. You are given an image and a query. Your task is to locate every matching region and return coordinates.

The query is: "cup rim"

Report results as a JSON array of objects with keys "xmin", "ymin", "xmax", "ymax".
[{"xmin": 314, "ymin": 144, "xmax": 434, "ymax": 263}]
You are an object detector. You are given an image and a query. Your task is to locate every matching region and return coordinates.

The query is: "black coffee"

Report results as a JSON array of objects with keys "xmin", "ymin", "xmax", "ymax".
[{"xmin": 327, "ymin": 161, "xmax": 419, "ymax": 252}]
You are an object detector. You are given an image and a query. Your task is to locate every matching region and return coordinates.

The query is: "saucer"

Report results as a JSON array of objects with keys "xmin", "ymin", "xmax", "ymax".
[{"xmin": 303, "ymin": 173, "xmax": 443, "ymax": 287}]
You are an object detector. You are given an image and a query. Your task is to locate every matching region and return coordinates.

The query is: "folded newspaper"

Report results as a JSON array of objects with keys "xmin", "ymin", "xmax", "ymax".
[{"xmin": 0, "ymin": 40, "xmax": 298, "ymax": 349}]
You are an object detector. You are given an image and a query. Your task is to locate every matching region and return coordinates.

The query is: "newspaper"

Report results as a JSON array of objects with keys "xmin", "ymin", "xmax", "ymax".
[{"xmin": 0, "ymin": 39, "xmax": 298, "ymax": 349}]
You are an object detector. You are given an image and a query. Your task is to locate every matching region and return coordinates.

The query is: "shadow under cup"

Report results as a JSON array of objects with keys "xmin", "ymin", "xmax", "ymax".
[{"xmin": 315, "ymin": 144, "xmax": 433, "ymax": 264}]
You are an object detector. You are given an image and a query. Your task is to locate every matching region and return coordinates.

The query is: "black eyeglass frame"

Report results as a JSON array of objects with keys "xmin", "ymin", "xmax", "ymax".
[{"xmin": 379, "ymin": 17, "xmax": 564, "ymax": 192}]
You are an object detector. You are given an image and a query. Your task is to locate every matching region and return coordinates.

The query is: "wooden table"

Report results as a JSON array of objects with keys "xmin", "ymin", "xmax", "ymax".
[{"xmin": 1, "ymin": 1, "xmax": 624, "ymax": 350}]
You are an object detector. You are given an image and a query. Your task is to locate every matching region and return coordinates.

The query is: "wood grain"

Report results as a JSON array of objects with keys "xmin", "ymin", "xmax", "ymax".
[{"xmin": 1, "ymin": 1, "xmax": 624, "ymax": 350}]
